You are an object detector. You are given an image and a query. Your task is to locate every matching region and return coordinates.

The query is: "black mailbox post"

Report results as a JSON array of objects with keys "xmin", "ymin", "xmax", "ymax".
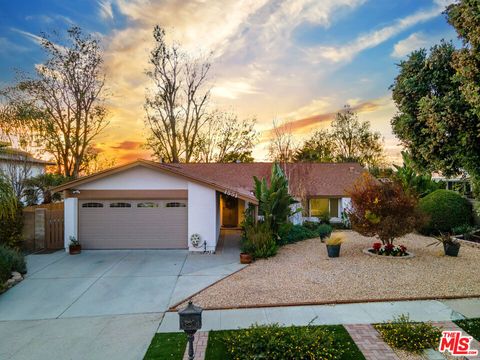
[{"xmin": 179, "ymin": 301, "xmax": 203, "ymax": 360}]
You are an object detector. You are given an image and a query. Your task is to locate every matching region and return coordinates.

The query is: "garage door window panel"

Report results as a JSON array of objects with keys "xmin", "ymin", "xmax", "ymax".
[
  {"xmin": 166, "ymin": 202, "xmax": 186, "ymax": 208},
  {"xmin": 137, "ymin": 202, "xmax": 159, "ymax": 208},
  {"xmin": 82, "ymin": 202, "xmax": 104, "ymax": 208},
  {"xmin": 110, "ymin": 202, "xmax": 131, "ymax": 208}
]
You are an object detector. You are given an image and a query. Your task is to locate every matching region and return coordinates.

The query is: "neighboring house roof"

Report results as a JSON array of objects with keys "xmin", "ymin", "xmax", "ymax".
[
  {"xmin": 52, "ymin": 160, "xmax": 365, "ymax": 201},
  {"xmin": 0, "ymin": 148, "xmax": 55, "ymax": 166}
]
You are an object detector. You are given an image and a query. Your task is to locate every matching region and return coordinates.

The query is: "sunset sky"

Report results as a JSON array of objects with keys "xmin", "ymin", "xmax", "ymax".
[{"xmin": 0, "ymin": 0, "xmax": 459, "ymax": 164}]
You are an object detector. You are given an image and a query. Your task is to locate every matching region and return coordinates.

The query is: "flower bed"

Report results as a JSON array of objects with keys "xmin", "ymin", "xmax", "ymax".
[
  {"xmin": 363, "ymin": 242, "xmax": 414, "ymax": 258},
  {"xmin": 374, "ymin": 315, "xmax": 442, "ymax": 353}
]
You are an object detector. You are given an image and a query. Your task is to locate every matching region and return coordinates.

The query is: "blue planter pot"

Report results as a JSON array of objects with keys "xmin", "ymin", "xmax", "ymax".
[{"xmin": 326, "ymin": 245, "xmax": 341, "ymax": 258}]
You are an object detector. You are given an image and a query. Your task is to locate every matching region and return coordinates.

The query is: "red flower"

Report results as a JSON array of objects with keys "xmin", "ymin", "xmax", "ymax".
[
  {"xmin": 385, "ymin": 243, "xmax": 394, "ymax": 252},
  {"xmin": 400, "ymin": 245, "xmax": 407, "ymax": 253},
  {"xmin": 372, "ymin": 242, "xmax": 382, "ymax": 251}
]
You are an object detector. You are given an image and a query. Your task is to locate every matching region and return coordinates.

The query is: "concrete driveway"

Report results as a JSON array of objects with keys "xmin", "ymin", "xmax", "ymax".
[{"xmin": 0, "ymin": 232, "xmax": 243, "ymax": 359}]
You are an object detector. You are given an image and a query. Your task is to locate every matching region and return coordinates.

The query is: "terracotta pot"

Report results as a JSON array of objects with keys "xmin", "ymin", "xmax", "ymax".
[
  {"xmin": 69, "ymin": 244, "xmax": 81, "ymax": 255},
  {"xmin": 240, "ymin": 253, "xmax": 253, "ymax": 264}
]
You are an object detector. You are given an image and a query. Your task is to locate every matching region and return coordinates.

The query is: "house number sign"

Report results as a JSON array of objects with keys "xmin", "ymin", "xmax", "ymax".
[{"xmin": 223, "ymin": 189, "xmax": 238, "ymax": 198}]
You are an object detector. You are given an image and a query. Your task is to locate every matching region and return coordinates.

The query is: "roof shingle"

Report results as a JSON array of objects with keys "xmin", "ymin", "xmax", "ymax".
[{"xmin": 161, "ymin": 162, "xmax": 365, "ymax": 197}]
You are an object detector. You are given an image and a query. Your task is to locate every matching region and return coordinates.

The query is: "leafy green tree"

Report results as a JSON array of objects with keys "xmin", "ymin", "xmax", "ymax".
[
  {"xmin": 331, "ymin": 105, "xmax": 384, "ymax": 167},
  {"xmin": 294, "ymin": 106, "xmax": 384, "ymax": 168},
  {"xmin": 391, "ymin": 1, "xmax": 480, "ymax": 188},
  {"xmin": 294, "ymin": 130, "xmax": 335, "ymax": 162},
  {"xmin": 446, "ymin": 0, "xmax": 480, "ymax": 118},
  {"xmin": 253, "ymin": 163, "xmax": 299, "ymax": 236},
  {"xmin": 394, "ymin": 151, "xmax": 439, "ymax": 197}
]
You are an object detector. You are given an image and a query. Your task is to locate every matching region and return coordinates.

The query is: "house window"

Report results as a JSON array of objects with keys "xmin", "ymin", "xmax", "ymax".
[
  {"xmin": 110, "ymin": 202, "xmax": 131, "ymax": 208},
  {"xmin": 166, "ymin": 202, "xmax": 186, "ymax": 208},
  {"xmin": 309, "ymin": 198, "xmax": 339, "ymax": 218},
  {"xmin": 137, "ymin": 202, "xmax": 158, "ymax": 208},
  {"xmin": 309, "ymin": 198, "xmax": 329, "ymax": 217},
  {"xmin": 82, "ymin": 202, "xmax": 103, "ymax": 208}
]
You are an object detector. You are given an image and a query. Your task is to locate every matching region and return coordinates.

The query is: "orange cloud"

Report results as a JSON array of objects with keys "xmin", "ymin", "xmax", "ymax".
[
  {"xmin": 262, "ymin": 100, "xmax": 382, "ymax": 140},
  {"xmin": 110, "ymin": 140, "xmax": 142, "ymax": 150}
]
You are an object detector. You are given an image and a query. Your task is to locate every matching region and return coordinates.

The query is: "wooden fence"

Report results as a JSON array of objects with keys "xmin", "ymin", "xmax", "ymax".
[{"xmin": 23, "ymin": 202, "xmax": 64, "ymax": 251}]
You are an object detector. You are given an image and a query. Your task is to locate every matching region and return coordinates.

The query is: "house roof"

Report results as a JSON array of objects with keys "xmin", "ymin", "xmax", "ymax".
[
  {"xmin": 169, "ymin": 162, "xmax": 365, "ymax": 197},
  {"xmin": 0, "ymin": 148, "xmax": 55, "ymax": 166},
  {"xmin": 52, "ymin": 160, "xmax": 365, "ymax": 201}
]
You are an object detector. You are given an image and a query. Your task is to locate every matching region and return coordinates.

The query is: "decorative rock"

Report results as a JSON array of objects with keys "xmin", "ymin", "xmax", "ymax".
[
  {"xmin": 6, "ymin": 278, "xmax": 15, "ymax": 286},
  {"xmin": 11, "ymin": 271, "xmax": 22, "ymax": 281}
]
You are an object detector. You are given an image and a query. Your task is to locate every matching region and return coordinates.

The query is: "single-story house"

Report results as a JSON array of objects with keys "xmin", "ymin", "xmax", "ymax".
[{"xmin": 52, "ymin": 160, "xmax": 365, "ymax": 252}]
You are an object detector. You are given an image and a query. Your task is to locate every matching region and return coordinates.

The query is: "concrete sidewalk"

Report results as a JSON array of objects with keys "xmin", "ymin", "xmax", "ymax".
[{"xmin": 158, "ymin": 298, "xmax": 480, "ymax": 332}]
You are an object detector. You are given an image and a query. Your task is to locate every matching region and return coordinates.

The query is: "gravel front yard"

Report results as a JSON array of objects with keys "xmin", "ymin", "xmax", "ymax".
[{"xmin": 178, "ymin": 231, "xmax": 480, "ymax": 310}]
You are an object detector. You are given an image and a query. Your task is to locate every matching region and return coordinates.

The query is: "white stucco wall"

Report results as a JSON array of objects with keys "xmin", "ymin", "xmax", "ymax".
[
  {"xmin": 187, "ymin": 182, "xmax": 217, "ymax": 252},
  {"xmin": 215, "ymin": 192, "xmax": 221, "ymax": 243},
  {"xmin": 64, "ymin": 197, "xmax": 78, "ymax": 252},
  {"xmin": 78, "ymin": 166, "xmax": 188, "ymax": 190}
]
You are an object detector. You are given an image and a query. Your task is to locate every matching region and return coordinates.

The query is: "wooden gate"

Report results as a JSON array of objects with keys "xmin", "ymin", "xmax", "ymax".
[{"xmin": 23, "ymin": 203, "xmax": 64, "ymax": 251}]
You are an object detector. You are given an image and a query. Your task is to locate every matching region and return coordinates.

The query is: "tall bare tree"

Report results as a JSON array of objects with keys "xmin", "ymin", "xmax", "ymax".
[
  {"xmin": 1, "ymin": 151, "xmax": 32, "ymax": 199},
  {"xmin": 145, "ymin": 26, "xmax": 211, "ymax": 163},
  {"xmin": 267, "ymin": 118, "xmax": 298, "ymax": 163},
  {"xmin": 196, "ymin": 111, "xmax": 257, "ymax": 163},
  {"xmin": 4, "ymin": 26, "xmax": 108, "ymax": 178}
]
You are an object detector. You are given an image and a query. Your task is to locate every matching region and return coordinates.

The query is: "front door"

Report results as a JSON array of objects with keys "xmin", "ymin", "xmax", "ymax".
[{"xmin": 222, "ymin": 195, "xmax": 238, "ymax": 227}]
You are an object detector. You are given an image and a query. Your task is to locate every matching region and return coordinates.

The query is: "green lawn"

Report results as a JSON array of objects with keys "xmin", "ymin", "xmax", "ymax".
[
  {"xmin": 205, "ymin": 325, "xmax": 365, "ymax": 360},
  {"xmin": 454, "ymin": 318, "xmax": 480, "ymax": 341},
  {"xmin": 143, "ymin": 332, "xmax": 187, "ymax": 360}
]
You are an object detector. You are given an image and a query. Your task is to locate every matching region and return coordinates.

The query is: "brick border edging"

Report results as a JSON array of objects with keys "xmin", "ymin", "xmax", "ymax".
[
  {"xmin": 183, "ymin": 331, "xmax": 208, "ymax": 360},
  {"xmin": 167, "ymin": 294, "xmax": 480, "ymax": 312},
  {"xmin": 344, "ymin": 324, "xmax": 399, "ymax": 360}
]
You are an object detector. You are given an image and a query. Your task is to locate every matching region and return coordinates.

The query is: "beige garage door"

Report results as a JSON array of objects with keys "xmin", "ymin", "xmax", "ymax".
[{"xmin": 78, "ymin": 199, "xmax": 188, "ymax": 249}]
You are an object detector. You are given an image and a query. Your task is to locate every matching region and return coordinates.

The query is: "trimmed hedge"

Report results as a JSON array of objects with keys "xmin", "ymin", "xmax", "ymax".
[
  {"xmin": 278, "ymin": 223, "xmax": 334, "ymax": 245},
  {"xmin": 278, "ymin": 224, "xmax": 317, "ymax": 245},
  {"xmin": 0, "ymin": 245, "xmax": 26, "ymax": 284},
  {"xmin": 418, "ymin": 189, "xmax": 472, "ymax": 234}
]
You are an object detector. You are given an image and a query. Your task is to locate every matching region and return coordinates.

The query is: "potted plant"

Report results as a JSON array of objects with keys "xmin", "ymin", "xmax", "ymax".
[
  {"xmin": 428, "ymin": 232, "xmax": 460, "ymax": 257},
  {"xmin": 69, "ymin": 236, "xmax": 81, "ymax": 255},
  {"xmin": 240, "ymin": 233, "xmax": 254, "ymax": 264},
  {"xmin": 325, "ymin": 233, "xmax": 345, "ymax": 258}
]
